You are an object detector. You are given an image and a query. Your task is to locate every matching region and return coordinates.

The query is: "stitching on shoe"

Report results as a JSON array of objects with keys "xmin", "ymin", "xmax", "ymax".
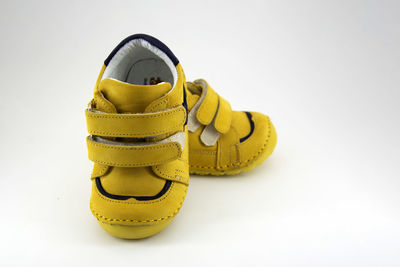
[
  {"xmin": 190, "ymin": 119, "xmax": 272, "ymax": 170},
  {"xmin": 87, "ymin": 108, "xmax": 185, "ymax": 135},
  {"xmin": 89, "ymin": 142, "xmax": 180, "ymax": 151},
  {"xmin": 149, "ymin": 99, "xmax": 168, "ymax": 112},
  {"xmin": 87, "ymin": 108, "xmax": 183, "ymax": 119},
  {"xmin": 152, "ymin": 165, "xmax": 188, "ymax": 184},
  {"xmin": 89, "ymin": 142, "xmax": 181, "ymax": 167},
  {"xmin": 94, "ymin": 181, "xmax": 174, "ymax": 205},
  {"xmin": 189, "ymin": 150, "xmax": 217, "ymax": 155},
  {"xmin": 91, "ymin": 183, "xmax": 188, "ymax": 223}
]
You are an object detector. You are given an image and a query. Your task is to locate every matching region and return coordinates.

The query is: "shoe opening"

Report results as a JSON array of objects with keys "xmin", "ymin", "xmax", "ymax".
[{"xmin": 102, "ymin": 36, "xmax": 177, "ymax": 87}]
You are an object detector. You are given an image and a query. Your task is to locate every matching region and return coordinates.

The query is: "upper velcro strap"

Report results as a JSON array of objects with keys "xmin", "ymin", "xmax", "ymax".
[
  {"xmin": 193, "ymin": 79, "xmax": 232, "ymax": 134},
  {"xmin": 86, "ymin": 136, "xmax": 182, "ymax": 167},
  {"xmin": 196, "ymin": 83, "xmax": 219, "ymax": 125},
  {"xmin": 214, "ymin": 96, "xmax": 232, "ymax": 134},
  {"xmin": 85, "ymin": 106, "xmax": 186, "ymax": 138}
]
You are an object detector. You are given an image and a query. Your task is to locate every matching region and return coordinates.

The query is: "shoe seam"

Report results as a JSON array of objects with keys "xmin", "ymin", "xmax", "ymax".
[
  {"xmin": 91, "ymin": 184, "xmax": 187, "ymax": 223},
  {"xmin": 94, "ymin": 180, "xmax": 175, "ymax": 205},
  {"xmin": 190, "ymin": 120, "xmax": 272, "ymax": 170}
]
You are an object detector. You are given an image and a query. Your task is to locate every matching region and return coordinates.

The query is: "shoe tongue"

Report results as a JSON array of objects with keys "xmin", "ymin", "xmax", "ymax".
[{"xmin": 99, "ymin": 78, "xmax": 172, "ymax": 113}]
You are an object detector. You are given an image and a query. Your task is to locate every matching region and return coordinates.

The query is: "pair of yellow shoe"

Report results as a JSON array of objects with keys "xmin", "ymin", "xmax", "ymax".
[{"xmin": 85, "ymin": 34, "xmax": 277, "ymax": 239}]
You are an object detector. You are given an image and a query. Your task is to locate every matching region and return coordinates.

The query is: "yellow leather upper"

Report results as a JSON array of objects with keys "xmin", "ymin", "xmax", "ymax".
[
  {"xmin": 186, "ymin": 79, "xmax": 277, "ymax": 174},
  {"xmin": 86, "ymin": 63, "xmax": 189, "ymax": 227}
]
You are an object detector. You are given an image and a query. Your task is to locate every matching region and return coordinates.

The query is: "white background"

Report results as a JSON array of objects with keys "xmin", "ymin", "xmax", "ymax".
[{"xmin": 0, "ymin": 0, "xmax": 399, "ymax": 266}]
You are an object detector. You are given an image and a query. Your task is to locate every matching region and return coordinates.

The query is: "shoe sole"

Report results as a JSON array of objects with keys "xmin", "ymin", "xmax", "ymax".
[{"xmin": 98, "ymin": 218, "xmax": 173, "ymax": 239}]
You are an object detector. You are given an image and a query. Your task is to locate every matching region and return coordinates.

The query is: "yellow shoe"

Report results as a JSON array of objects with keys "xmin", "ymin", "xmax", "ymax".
[
  {"xmin": 186, "ymin": 79, "xmax": 277, "ymax": 175},
  {"xmin": 85, "ymin": 34, "xmax": 189, "ymax": 239}
]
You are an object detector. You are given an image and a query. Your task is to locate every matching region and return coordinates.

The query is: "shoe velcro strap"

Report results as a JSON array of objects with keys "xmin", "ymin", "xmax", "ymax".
[
  {"xmin": 85, "ymin": 106, "xmax": 186, "ymax": 138},
  {"xmin": 86, "ymin": 136, "xmax": 182, "ymax": 167},
  {"xmin": 213, "ymin": 96, "xmax": 232, "ymax": 134},
  {"xmin": 196, "ymin": 84, "xmax": 219, "ymax": 125},
  {"xmin": 193, "ymin": 80, "xmax": 232, "ymax": 134}
]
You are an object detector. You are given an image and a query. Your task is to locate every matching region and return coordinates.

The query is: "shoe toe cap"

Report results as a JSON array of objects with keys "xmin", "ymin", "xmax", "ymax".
[
  {"xmin": 90, "ymin": 181, "xmax": 187, "ymax": 238},
  {"xmin": 233, "ymin": 111, "xmax": 277, "ymax": 170}
]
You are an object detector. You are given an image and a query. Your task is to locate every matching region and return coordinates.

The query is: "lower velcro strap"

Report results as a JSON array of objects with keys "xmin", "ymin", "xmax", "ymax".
[{"xmin": 86, "ymin": 136, "xmax": 182, "ymax": 167}]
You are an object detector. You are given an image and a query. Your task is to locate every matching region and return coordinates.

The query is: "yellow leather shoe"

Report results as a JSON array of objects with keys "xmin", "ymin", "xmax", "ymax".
[
  {"xmin": 186, "ymin": 79, "xmax": 277, "ymax": 175},
  {"xmin": 85, "ymin": 34, "xmax": 189, "ymax": 239}
]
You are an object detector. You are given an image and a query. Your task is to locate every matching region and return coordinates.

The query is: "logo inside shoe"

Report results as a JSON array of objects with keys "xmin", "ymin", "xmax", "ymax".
[{"xmin": 144, "ymin": 77, "xmax": 163, "ymax": 85}]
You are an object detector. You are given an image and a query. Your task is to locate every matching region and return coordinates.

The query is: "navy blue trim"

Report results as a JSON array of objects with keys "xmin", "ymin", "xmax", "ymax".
[
  {"xmin": 104, "ymin": 34, "xmax": 179, "ymax": 66},
  {"xmin": 182, "ymin": 85, "xmax": 188, "ymax": 125},
  {"xmin": 240, "ymin": 112, "xmax": 255, "ymax": 143},
  {"xmin": 95, "ymin": 178, "xmax": 171, "ymax": 201}
]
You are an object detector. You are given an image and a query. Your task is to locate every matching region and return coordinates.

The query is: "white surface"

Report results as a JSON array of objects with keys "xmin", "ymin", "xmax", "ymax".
[{"xmin": 0, "ymin": 0, "xmax": 399, "ymax": 266}]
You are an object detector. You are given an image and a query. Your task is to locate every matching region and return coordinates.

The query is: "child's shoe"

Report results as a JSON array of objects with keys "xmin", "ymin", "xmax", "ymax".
[
  {"xmin": 186, "ymin": 79, "xmax": 277, "ymax": 175},
  {"xmin": 85, "ymin": 34, "xmax": 189, "ymax": 239}
]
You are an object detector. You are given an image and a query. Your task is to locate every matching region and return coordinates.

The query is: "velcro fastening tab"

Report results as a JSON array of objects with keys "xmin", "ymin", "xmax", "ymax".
[
  {"xmin": 196, "ymin": 84, "xmax": 219, "ymax": 125},
  {"xmin": 214, "ymin": 96, "xmax": 232, "ymax": 134},
  {"xmin": 86, "ymin": 136, "xmax": 182, "ymax": 167},
  {"xmin": 85, "ymin": 106, "xmax": 186, "ymax": 138}
]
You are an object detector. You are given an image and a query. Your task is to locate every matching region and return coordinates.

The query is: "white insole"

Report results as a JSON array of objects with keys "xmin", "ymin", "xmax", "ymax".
[{"xmin": 125, "ymin": 58, "xmax": 173, "ymax": 85}]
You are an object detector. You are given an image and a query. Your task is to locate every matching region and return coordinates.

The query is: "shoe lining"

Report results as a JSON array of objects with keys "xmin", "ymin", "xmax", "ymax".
[{"xmin": 101, "ymin": 39, "xmax": 177, "ymax": 87}]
